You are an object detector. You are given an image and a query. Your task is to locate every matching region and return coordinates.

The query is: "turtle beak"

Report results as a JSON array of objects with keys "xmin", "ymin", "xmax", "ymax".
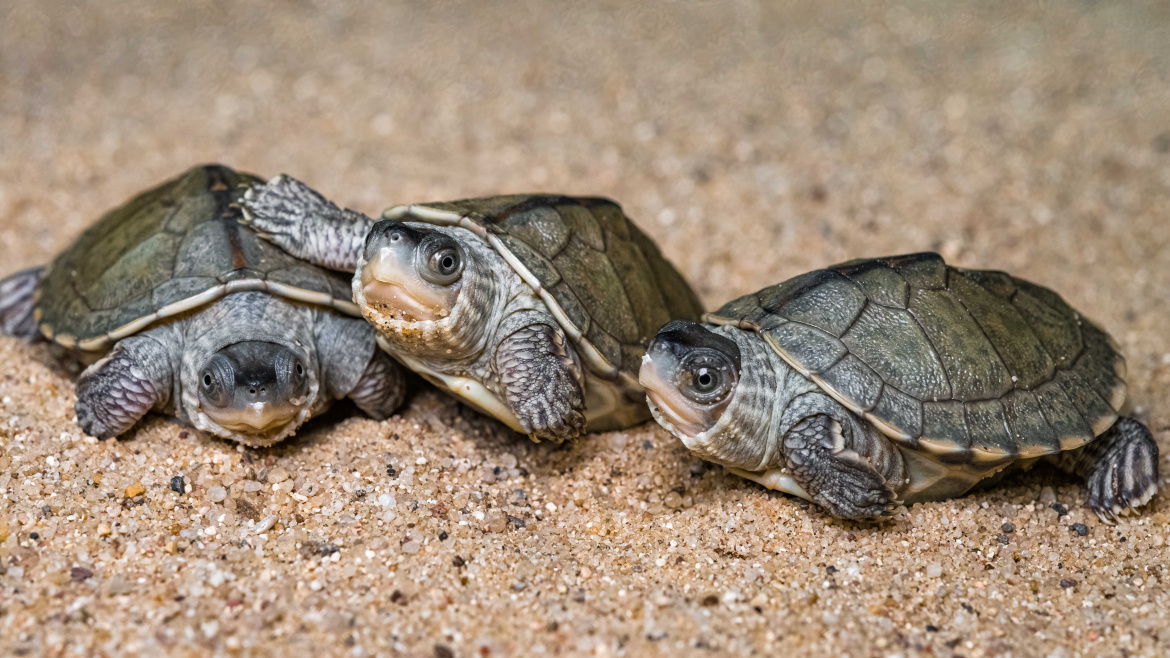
[
  {"xmin": 639, "ymin": 346, "xmax": 712, "ymax": 439},
  {"xmin": 359, "ymin": 223, "xmax": 449, "ymax": 322}
]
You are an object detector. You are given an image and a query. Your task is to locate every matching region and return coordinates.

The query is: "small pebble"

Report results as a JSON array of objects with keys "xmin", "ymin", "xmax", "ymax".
[
  {"xmin": 1060, "ymin": 579, "xmax": 1077, "ymax": 589},
  {"xmin": 267, "ymin": 467, "xmax": 290, "ymax": 483},
  {"xmin": 1002, "ymin": 522, "xmax": 1015, "ymax": 533},
  {"xmin": 170, "ymin": 476, "xmax": 185, "ymax": 495},
  {"xmin": 207, "ymin": 486, "xmax": 227, "ymax": 503},
  {"xmin": 1071, "ymin": 523, "xmax": 1089, "ymax": 536},
  {"xmin": 485, "ymin": 509, "xmax": 508, "ymax": 533},
  {"xmin": 70, "ymin": 566, "xmax": 93, "ymax": 582},
  {"xmin": 124, "ymin": 483, "xmax": 145, "ymax": 498},
  {"xmin": 402, "ymin": 540, "xmax": 420, "ymax": 554},
  {"xmin": 1052, "ymin": 503, "xmax": 1068, "ymax": 517}
]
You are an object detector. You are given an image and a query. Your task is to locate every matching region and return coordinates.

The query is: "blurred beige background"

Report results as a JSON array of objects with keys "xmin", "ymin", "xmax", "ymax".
[{"xmin": 1, "ymin": 1, "xmax": 1169, "ymax": 656}]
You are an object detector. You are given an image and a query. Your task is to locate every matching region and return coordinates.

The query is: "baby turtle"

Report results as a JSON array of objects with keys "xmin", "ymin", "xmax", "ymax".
[
  {"xmin": 239, "ymin": 176, "xmax": 702, "ymax": 441},
  {"xmin": 0, "ymin": 165, "xmax": 405, "ymax": 446},
  {"xmin": 640, "ymin": 253, "xmax": 1158, "ymax": 522}
]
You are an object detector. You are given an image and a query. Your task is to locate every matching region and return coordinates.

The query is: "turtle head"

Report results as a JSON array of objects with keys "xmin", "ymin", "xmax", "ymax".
[
  {"xmin": 639, "ymin": 320, "xmax": 741, "ymax": 438},
  {"xmin": 358, "ymin": 221, "xmax": 465, "ymax": 323},
  {"xmin": 197, "ymin": 341, "xmax": 313, "ymax": 441}
]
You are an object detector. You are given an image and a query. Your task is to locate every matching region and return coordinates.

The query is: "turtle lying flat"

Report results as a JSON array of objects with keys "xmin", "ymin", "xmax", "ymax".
[
  {"xmin": 0, "ymin": 165, "xmax": 405, "ymax": 446},
  {"xmin": 639, "ymin": 253, "xmax": 1158, "ymax": 522},
  {"xmin": 239, "ymin": 175, "xmax": 703, "ymax": 442}
]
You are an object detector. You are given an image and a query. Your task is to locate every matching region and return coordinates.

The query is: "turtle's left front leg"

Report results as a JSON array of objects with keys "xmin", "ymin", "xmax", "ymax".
[
  {"xmin": 493, "ymin": 312, "xmax": 586, "ymax": 443},
  {"xmin": 75, "ymin": 331, "xmax": 175, "ymax": 439},
  {"xmin": 315, "ymin": 312, "xmax": 407, "ymax": 419}
]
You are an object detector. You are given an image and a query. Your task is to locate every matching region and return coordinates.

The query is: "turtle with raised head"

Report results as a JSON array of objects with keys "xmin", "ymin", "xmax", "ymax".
[
  {"xmin": 238, "ymin": 175, "xmax": 703, "ymax": 442},
  {"xmin": 639, "ymin": 253, "xmax": 1158, "ymax": 522},
  {"xmin": 0, "ymin": 165, "xmax": 405, "ymax": 446}
]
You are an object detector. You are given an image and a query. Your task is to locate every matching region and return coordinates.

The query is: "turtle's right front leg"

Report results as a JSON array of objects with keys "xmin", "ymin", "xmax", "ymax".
[
  {"xmin": 781, "ymin": 414, "xmax": 902, "ymax": 520},
  {"xmin": 493, "ymin": 312, "xmax": 587, "ymax": 443},
  {"xmin": 75, "ymin": 333, "xmax": 175, "ymax": 439},
  {"xmin": 239, "ymin": 175, "xmax": 373, "ymax": 272}
]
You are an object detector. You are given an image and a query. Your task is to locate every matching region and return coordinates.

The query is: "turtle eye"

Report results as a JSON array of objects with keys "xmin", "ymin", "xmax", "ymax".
[
  {"xmin": 419, "ymin": 235, "xmax": 463, "ymax": 285},
  {"xmin": 198, "ymin": 365, "xmax": 230, "ymax": 407},
  {"xmin": 295, "ymin": 362, "xmax": 304, "ymax": 377},
  {"xmin": 679, "ymin": 349, "xmax": 736, "ymax": 405}
]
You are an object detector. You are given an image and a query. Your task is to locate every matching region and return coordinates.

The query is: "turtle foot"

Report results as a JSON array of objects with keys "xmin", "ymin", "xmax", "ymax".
[
  {"xmin": 1086, "ymin": 417, "xmax": 1160, "ymax": 524},
  {"xmin": 0, "ymin": 266, "xmax": 43, "ymax": 340}
]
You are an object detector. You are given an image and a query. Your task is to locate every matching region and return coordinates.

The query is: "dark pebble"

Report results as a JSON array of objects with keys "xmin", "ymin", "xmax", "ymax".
[
  {"xmin": 434, "ymin": 644, "xmax": 455, "ymax": 658},
  {"xmin": 1060, "ymin": 579, "xmax": 1077, "ymax": 589},
  {"xmin": 700, "ymin": 594, "xmax": 719, "ymax": 607},
  {"xmin": 70, "ymin": 566, "xmax": 93, "ymax": 582},
  {"xmin": 29, "ymin": 532, "xmax": 39, "ymax": 540},
  {"xmin": 925, "ymin": 625, "xmax": 939, "ymax": 632},
  {"xmin": 1051, "ymin": 504, "xmax": 1068, "ymax": 517},
  {"xmin": 438, "ymin": 531, "xmax": 448, "ymax": 541},
  {"xmin": 642, "ymin": 440, "xmax": 654, "ymax": 450},
  {"xmin": 452, "ymin": 555, "xmax": 466, "ymax": 568},
  {"xmin": 170, "ymin": 476, "xmax": 185, "ymax": 495},
  {"xmin": 508, "ymin": 515, "xmax": 526, "ymax": 529},
  {"xmin": 826, "ymin": 565, "xmax": 838, "ymax": 574},
  {"xmin": 1071, "ymin": 523, "xmax": 1089, "ymax": 536},
  {"xmin": 997, "ymin": 533, "xmax": 1011, "ymax": 545},
  {"xmin": 1001, "ymin": 522, "xmax": 1015, "ymax": 534}
]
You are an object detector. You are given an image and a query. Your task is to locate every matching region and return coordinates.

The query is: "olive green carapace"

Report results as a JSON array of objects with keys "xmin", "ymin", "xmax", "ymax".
[
  {"xmin": 414, "ymin": 195, "xmax": 704, "ymax": 380},
  {"xmin": 706, "ymin": 252, "xmax": 1126, "ymax": 463},
  {"xmin": 36, "ymin": 166, "xmax": 355, "ymax": 351}
]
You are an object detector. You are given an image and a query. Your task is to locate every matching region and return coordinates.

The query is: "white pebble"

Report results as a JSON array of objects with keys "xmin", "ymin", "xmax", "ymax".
[{"xmin": 207, "ymin": 486, "xmax": 227, "ymax": 503}]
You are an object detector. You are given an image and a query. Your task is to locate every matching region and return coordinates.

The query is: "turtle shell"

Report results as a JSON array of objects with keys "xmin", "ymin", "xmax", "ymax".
[
  {"xmin": 35, "ymin": 165, "xmax": 358, "ymax": 352},
  {"xmin": 706, "ymin": 252, "xmax": 1126, "ymax": 463},
  {"xmin": 383, "ymin": 196, "xmax": 704, "ymax": 395}
]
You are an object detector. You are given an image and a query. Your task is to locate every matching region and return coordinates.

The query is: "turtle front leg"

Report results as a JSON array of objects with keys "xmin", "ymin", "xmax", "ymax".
[
  {"xmin": 75, "ymin": 333, "xmax": 175, "ymax": 439},
  {"xmin": 1048, "ymin": 417, "xmax": 1159, "ymax": 523},
  {"xmin": 493, "ymin": 313, "xmax": 586, "ymax": 443},
  {"xmin": 780, "ymin": 414, "xmax": 902, "ymax": 520},
  {"xmin": 239, "ymin": 174, "xmax": 373, "ymax": 272},
  {"xmin": 0, "ymin": 266, "xmax": 43, "ymax": 340},
  {"xmin": 315, "ymin": 312, "xmax": 407, "ymax": 419}
]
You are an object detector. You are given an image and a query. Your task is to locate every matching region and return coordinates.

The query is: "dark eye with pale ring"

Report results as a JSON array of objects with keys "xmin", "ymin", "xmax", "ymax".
[
  {"xmin": 679, "ymin": 349, "xmax": 736, "ymax": 404},
  {"xmin": 419, "ymin": 235, "xmax": 464, "ymax": 285}
]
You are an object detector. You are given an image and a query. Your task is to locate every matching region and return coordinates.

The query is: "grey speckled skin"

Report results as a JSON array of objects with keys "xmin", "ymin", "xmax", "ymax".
[{"xmin": 642, "ymin": 253, "xmax": 1160, "ymax": 522}]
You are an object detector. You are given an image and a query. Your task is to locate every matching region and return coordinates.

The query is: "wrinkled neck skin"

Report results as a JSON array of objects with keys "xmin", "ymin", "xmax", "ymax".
[
  {"xmin": 354, "ymin": 224, "xmax": 525, "ymax": 374},
  {"xmin": 178, "ymin": 292, "xmax": 322, "ymax": 446},
  {"xmin": 649, "ymin": 326, "xmax": 820, "ymax": 472}
]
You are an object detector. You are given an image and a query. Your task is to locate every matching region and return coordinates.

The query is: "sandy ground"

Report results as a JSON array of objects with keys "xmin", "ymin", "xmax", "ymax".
[{"xmin": 1, "ymin": 1, "xmax": 1169, "ymax": 656}]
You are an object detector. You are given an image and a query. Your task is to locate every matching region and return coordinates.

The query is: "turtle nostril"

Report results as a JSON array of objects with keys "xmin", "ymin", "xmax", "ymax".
[
  {"xmin": 389, "ymin": 231, "xmax": 402, "ymax": 244},
  {"xmin": 248, "ymin": 387, "xmax": 257, "ymax": 395}
]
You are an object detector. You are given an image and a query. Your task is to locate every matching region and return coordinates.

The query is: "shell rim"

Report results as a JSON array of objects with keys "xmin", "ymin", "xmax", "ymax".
[{"xmin": 39, "ymin": 278, "xmax": 361, "ymax": 352}]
